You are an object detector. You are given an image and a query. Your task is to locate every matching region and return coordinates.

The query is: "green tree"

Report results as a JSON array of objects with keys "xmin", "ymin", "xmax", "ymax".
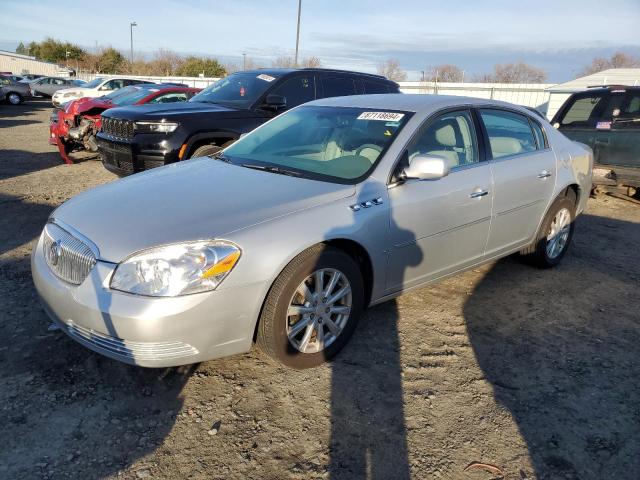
[
  {"xmin": 15, "ymin": 42, "xmax": 27, "ymax": 55},
  {"xmin": 95, "ymin": 47, "xmax": 126, "ymax": 73},
  {"xmin": 175, "ymin": 56, "xmax": 226, "ymax": 77},
  {"xmin": 23, "ymin": 37, "xmax": 86, "ymax": 63}
]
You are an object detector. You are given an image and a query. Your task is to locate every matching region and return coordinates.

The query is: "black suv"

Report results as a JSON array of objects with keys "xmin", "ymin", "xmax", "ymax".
[
  {"xmin": 97, "ymin": 68, "xmax": 400, "ymax": 175},
  {"xmin": 551, "ymin": 85, "xmax": 640, "ymax": 190}
]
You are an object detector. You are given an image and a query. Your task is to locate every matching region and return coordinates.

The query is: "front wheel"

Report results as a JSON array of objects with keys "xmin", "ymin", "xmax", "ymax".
[
  {"xmin": 256, "ymin": 245, "xmax": 364, "ymax": 368},
  {"xmin": 522, "ymin": 195, "xmax": 576, "ymax": 268}
]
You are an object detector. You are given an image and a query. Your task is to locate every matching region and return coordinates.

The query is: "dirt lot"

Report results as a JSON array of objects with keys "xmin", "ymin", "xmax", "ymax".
[{"xmin": 1, "ymin": 100, "xmax": 639, "ymax": 480}]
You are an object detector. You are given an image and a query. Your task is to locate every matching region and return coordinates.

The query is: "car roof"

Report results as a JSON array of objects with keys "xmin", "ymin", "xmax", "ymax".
[
  {"xmin": 576, "ymin": 85, "xmax": 640, "ymax": 94},
  {"xmin": 240, "ymin": 68, "xmax": 394, "ymax": 83},
  {"xmin": 305, "ymin": 93, "xmax": 534, "ymax": 114}
]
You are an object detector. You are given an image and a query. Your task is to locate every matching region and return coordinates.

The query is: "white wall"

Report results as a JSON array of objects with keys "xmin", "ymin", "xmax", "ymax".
[{"xmin": 78, "ymin": 73, "xmax": 558, "ymax": 118}]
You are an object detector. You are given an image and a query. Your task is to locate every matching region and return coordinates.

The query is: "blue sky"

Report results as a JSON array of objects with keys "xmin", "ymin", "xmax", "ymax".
[{"xmin": 1, "ymin": 0, "xmax": 639, "ymax": 82}]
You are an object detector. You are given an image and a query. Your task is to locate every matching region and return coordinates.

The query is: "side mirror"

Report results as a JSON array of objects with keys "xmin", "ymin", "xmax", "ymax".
[
  {"xmin": 264, "ymin": 94, "xmax": 287, "ymax": 111},
  {"xmin": 402, "ymin": 154, "xmax": 450, "ymax": 181}
]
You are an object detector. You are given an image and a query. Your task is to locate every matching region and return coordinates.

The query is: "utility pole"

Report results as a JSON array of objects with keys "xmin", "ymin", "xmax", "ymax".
[
  {"xmin": 294, "ymin": 0, "xmax": 302, "ymax": 66},
  {"xmin": 242, "ymin": 53, "xmax": 247, "ymax": 70},
  {"xmin": 130, "ymin": 21, "xmax": 137, "ymax": 66}
]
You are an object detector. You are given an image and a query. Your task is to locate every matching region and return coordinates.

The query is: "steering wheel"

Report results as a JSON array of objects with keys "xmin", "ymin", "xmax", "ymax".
[{"xmin": 355, "ymin": 143, "xmax": 383, "ymax": 162}]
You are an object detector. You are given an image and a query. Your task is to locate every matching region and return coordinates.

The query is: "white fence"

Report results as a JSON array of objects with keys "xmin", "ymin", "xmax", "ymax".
[{"xmin": 78, "ymin": 73, "xmax": 556, "ymax": 118}]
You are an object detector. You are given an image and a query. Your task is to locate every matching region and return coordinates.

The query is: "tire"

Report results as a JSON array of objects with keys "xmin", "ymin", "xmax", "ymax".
[
  {"xmin": 189, "ymin": 144, "xmax": 223, "ymax": 159},
  {"xmin": 521, "ymin": 195, "xmax": 576, "ymax": 268},
  {"xmin": 256, "ymin": 245, "xmax": 364, "ymax": 369},
  {"xmin": 6, "ymin": 92, "xmax": 22, "ymax": 105}
]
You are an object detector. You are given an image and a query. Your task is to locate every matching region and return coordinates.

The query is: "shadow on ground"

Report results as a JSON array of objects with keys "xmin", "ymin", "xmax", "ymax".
[{"xmin": 465, "ymin": 213, "xmax": 640, "ymax": 479}]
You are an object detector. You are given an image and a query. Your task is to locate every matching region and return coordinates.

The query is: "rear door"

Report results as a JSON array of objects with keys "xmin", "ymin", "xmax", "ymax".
[
  {"xmin": 555, "ymin": 92, "xmax": 608, "ymax": 153},
  {"xmin": 480, "ymin": 108, "xmax": 556, "ymax": 255},
  {"xmin": 319, "ymin": 75, "xmax": 357, "ymax": 99}
]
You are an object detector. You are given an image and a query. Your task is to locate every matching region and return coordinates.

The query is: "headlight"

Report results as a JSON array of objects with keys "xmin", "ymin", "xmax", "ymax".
[
  {"xmin": 134, "ymin": 121, "xmax": 179, "ymax": 134},
  {"xmin": 110, "ymin": 241, "xmax": 241, "ymax": 297},
  {"xmin": 63, "ymin": 91, "xmax": 79, "ymax": 98}
]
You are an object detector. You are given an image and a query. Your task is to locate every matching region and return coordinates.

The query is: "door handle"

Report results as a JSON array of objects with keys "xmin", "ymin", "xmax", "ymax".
[
  {"xmin": 469, "ymin": 188, "xmax": 489, "ymax": 198},
  {"xmin": 537, "ymin": 170, "xmax": 552, "ymax": 178}
]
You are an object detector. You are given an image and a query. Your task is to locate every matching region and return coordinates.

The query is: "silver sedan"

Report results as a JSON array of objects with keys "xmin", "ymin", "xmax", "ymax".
[{"xmin": 32, "ymin": 94, "xmax": 592, "ymax": 368}]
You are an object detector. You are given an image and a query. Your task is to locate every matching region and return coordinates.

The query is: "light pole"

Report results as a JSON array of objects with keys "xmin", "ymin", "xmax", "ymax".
[
  {"xmin": 130, "ymin": 21, "xmax": 137, "ymax": 66},
  {"xmin": 294, "ymin": 0, "xmax": 302, "ymax": 66},
  {"xmin": 65, "ymin": 50, "xmax": 70, "ymax": 67},
  {"xmin": 242, "ymin": 53, "xmax": 247, "ymax": 70}
]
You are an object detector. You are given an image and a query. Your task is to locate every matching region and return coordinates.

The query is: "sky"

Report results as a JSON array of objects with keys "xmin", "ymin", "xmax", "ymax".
[{"xmin": 1, "ymin": 0, "xmax": 639, "ymax": 82}]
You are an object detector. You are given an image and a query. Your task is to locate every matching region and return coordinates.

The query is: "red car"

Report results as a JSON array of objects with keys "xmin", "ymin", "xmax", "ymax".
[{"xmin": 49, "ymin": 84, "xmax": 200, "ymax": 164}]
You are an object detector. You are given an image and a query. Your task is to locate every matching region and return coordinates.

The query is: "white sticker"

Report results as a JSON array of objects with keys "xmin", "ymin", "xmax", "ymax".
[
  {"xmin": 596, "ymin": 121, "xmax": 611, "ymax": 130},
  {"xmin": 357, "ymin": 111, "xmax": 405, "ymax": 122},
  {"xmin": 257, "ymin": 74, "xmax": 276, "ymax": 82}
]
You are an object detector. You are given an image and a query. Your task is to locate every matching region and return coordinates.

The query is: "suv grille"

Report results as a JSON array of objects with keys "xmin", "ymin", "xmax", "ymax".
[
  {"xmin": 43, "ymin": 223, "xmax": 97, "ymax": 285},
  {"xmin": 101, "ymin": 117, "xmax": 134, "ymax": 139}
]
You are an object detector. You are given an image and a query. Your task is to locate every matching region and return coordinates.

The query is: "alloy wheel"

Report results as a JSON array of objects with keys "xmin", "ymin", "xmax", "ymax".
[
  {"xmin": 286, "ymin": 268, "xmax": 352, "ymax": 354},
  {"xmin": 8, "ymin": 93, "xmax": 21, "ymax": 105},
  {"xmin": 546, "ymin": 207, "xmax": 571, "ymax": 259}
]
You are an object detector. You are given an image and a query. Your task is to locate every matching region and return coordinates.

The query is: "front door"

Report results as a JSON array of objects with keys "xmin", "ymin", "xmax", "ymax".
[
  {"xmin": 480, "ymin": 108, "xmax": 557, "ymax": 255},
  {"xmin": 387, "ymin": 109, "xmax": 492, "ymax": 292}
]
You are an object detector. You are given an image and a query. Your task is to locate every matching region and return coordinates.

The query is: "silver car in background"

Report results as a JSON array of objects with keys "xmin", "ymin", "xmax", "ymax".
[{"xmin": 32, "ymin": 94, "xmax": 592, "ymax": 369}]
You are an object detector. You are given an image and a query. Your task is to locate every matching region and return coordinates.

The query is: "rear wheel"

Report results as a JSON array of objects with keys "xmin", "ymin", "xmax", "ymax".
[
  {"xmin": 257, "ymin": 245, "xmax": 364, "ymax": 368},
  {"xmin": 522, "ymin": 195, "xmax": 575, "ymax": 268},
  {"xmin": 6, "ymin": 92, "xmax": 22, "ymax": 105}
]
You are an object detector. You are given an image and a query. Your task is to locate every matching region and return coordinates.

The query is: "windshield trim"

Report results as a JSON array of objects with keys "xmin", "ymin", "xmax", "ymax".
[{"xmin": 222, "ymin": 106, "xmax": 414, "ymax": 185}]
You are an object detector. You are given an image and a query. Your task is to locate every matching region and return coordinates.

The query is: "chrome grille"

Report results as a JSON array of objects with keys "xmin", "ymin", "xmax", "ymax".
[
  {"xmin": 43, "ymin": 223, "xmax": 97, "ymax": 285},
  {"xmin": 101, "ymin": 116, "xmax": 134, "ymax": 139},
  {"xmin": 65, "ymin": 322, "xmax": 199, "ymax": 362}
]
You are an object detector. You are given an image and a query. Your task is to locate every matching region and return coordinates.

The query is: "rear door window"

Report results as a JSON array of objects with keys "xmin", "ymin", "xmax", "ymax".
[
  {"xmin": 362, "ymin": 80, "xmax": 390, "ymax": 94},
  {"xmin": 559, "ymin": 94, "xmax": 606, "ymax": 127},
  {"xmin": 480, "ymin": 109, "xmax": 538, "ymax": 159},
  {"xmin": 321, "ymin": 76, "xmax": 357, "ymax": 98},
  {"xmin": 268, "ymin": 75, "xmax": 315, "ymax": 108}
]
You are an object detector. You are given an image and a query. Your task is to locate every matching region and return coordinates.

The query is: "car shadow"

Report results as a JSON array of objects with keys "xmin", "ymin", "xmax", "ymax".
[
  {"xmin": 323, "ymin": 189, "xmax": 422, "ymax": 479},
  {"xmin": 464, "ymin": 213, "xmax": 640, "ymax": 478},
  {"xmin": 0, "ymin": 192, "xmax": 194, "ymax": 479}
]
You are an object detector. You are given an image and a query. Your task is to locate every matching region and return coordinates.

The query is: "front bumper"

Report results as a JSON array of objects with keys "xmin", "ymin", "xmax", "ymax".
[
  {"xmin": 97, "ymin": 134, "xmax": 178, "ymax": 176},
  {"xmin": 31, "ymin": 233, "xmax": 265, "ymax": 367}
]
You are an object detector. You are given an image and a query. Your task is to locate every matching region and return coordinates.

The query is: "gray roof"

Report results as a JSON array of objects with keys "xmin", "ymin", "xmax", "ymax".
[
  {"xmin": 547, "ymin": 68, "xmax": 640, "ymax": 92},
  {"xmin": 307, "ymin": 93, "xmax": 528, "ymax": 114}
]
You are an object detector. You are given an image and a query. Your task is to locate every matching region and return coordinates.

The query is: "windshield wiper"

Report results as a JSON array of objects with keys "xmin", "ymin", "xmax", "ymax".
[
  {"xmin": 212, "ymin": 151, "xmax": 232, "ymax": 163},
  {"xmin": 240, "ymin": 163, "xmax": 302, "ymax": 177}
]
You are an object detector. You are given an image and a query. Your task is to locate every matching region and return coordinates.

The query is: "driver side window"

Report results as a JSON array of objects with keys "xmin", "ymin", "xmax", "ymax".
[
  {"xmin": 408, "ymin": 110, "xmax": 478, "ymax": 169},
  {"xmin": 269, "ymin": 75, "xmax": 315, "ymax": 109}
]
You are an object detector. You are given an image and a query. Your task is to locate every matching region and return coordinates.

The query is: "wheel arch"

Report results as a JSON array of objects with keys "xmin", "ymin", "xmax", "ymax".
[
  {"xmin": 183, "ymin": 132, "xmax": 238, "ymax": 159},
  {"xmin": 251, "ymin": 237, "xmax": 375, "ymax": 342}
]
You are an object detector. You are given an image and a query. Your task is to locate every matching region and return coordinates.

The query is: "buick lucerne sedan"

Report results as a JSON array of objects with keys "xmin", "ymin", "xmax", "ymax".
[{"xmin": 32, "ymin": 95, "xmax": 592, "ymax": 369}]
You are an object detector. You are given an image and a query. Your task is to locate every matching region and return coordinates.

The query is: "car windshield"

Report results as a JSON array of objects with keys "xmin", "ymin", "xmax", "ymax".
[
  {"xmin": 223, "ymin": 106, "xmax": 411, "ymax": 183},
  {"xmin": 83, "ymin": 78, "xmax": 105, "ymax": 89},
  {"xmin": 109, "ymin": 86, "xmax": 158, "ymax": 106},
  {"xmin": 190, "ymin": 72, "xmax": 279, "ymax": 108}
]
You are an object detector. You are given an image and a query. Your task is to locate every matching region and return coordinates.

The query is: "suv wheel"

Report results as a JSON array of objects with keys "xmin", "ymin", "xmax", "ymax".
[
  {"xmin": 190, "ymin": 144, "xmax": 222, "ymax": 158},
  {"xmin": 257, "ymin": 245, "xmax": 364, "ymax": 368},
  {"xmin": 7, "ymin": 92, "xmax": 22, "ymax": 105},
  {"xmin": 522, "ymin": 195, "xmax": 576, "ymax": 268}
]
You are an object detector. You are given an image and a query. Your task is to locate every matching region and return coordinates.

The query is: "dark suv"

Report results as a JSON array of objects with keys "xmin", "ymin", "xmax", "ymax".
[
  {"xmin": 97, "ymin": 68, "xmax": 400, "ymax": 175},
  {"xmin": 551, "ymin": 85, "xmax": 640, "ymax": 190}
]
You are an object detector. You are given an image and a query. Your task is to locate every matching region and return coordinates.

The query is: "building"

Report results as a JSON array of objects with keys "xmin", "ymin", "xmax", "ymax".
[
  {"xmin": 546, "ymin": 68, "xmax": 640, "ymax": 119},
  {"xmin": 0, "ymin": 50, "xmax": 73, "ymax": 77}
]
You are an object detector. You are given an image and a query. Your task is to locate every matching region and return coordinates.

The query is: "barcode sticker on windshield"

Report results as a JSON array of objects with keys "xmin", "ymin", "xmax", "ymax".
[
  {"xmin": 357, "ymin": 111, "xmax": 405, "ymax": 122},
  {"xmin": 257, "ymin": 74, "xmax": 276, "ymax": 82}
]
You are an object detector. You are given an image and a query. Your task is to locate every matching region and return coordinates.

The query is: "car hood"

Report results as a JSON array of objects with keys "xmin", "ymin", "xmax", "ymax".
[
  {"xmin": 54, "ymin": 87, "xmax": 90, "ymax": 97},
  {"xmin": 67, "ymin": 97, "xmax": 111, "ymax": 115},
  {"xmin": 101, "ymin": 101, "xmax": 242, "ymax": 121},
  {"xmin": 52, "ymin": 158, "xmax": 355, "ymax": 262}
]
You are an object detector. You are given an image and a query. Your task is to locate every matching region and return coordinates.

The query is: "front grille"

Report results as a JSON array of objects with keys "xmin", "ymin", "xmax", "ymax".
[
  {"xmin": 98, "ymin": 139, "xmax": 135, "ymax": 174},
  {"xmin": 101, "ymin": 117, "xmax": 134, "ymax": 139},
  {"xmin": 43, "ymin": 223, "xmax": 97, "ymax": 285},
  {"xmin": 65, "ymin": 321, "xmax": 199, "ymax": 362}
]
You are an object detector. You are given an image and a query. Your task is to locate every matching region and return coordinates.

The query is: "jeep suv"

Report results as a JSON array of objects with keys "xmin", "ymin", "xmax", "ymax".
[
  {"xmin": 551, "ymin": 85, "xmax": 640, "ymax": 191},
  {"xmin": 96, "ymin": 68, "xmax": 400, "ymax": 175}
]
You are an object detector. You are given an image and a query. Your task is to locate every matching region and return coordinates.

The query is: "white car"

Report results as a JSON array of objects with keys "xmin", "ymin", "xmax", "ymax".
[{"xmin": 51, "ymin": 77, "xmax": 155, "ymax": 107}]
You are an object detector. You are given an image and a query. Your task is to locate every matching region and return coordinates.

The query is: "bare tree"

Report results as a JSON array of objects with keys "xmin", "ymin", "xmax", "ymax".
[
  {"xmin": 425, "ymin": 64, "xmax": 464, "ymax": 82},
  {"xmin": 377, "ymin": 58, "xmax": 407, "ymax": 82},
  {"xmin": 473, "ymin": 62, "xmax": 547, "ymax": 83},
  {"xmin": 271, "ymin": 56, "xmax": 321, "ymax": 68},
  {"xmin": 580, "ymin": 51, "xmax": 640, "ymax": 76}
]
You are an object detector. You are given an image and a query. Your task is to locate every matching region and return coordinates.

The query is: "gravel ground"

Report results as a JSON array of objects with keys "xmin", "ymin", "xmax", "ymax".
[{"xmin": 1, "ymin": 100, "xmax": 639, "ymax": 480}]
